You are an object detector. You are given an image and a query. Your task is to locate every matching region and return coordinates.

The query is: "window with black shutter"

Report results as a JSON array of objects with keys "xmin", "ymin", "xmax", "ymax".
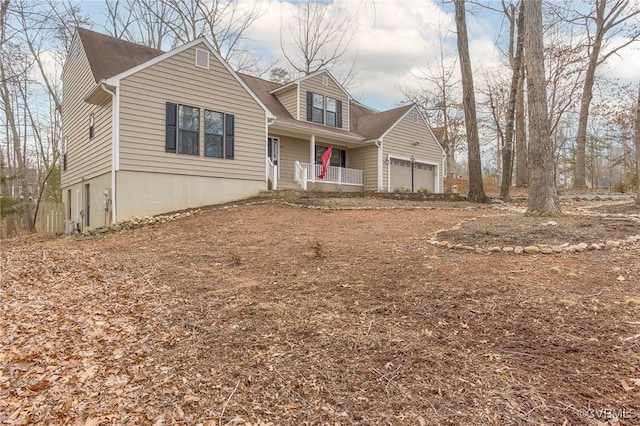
[
  {"xmin": 165, "ymin": 102, "xmax": 177, "ymax": 153},
  {"xmin": 225, "ymin": 114, "xmax": 234, "ymax": 159}
]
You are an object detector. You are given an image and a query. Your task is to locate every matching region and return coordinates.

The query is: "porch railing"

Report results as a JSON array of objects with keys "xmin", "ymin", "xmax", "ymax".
[{"xmin": 294, "ymin": 161, "xmax": 363, "ymax": 190}]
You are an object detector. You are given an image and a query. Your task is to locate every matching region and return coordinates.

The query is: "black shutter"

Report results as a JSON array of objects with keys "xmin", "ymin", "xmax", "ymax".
[
  {"xmin": 165, "ymin": 102, "xmax": 177, "ymax": 153},
  {"xmin": 225, "ymin": 114, "xmax": 235, "ymax": 159},
  {"xmin": 63, "ymin": 153, "xmax": 67, "ymax": 171},
  {"xmin": 336, "ymin": 100, "xmax": 342, "ymax": 128},
  {"xmin": 306, "ymin": 91, "xmax": 313, "ymax": 121}
]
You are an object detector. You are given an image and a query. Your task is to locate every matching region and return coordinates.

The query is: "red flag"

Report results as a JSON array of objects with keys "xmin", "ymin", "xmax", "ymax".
[{"xmin": 317, "ymin": 145, "xmax": 333, "ymax": 179}]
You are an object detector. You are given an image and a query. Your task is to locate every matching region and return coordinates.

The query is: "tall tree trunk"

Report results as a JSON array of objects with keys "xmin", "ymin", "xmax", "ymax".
[
  {"xmin": 573, "ymin": 0, "xmax": 640, "ymax": 188},
  {"xmin": 454, "ymin": 0, "xmax": 488, "ymax": 203},
  {"xmin": 524, "ymin": 0, "xmax": 562, "ymax": 216},
  {"xmin": 573, "ymin": 8, "xmax": 604, "ymax": 189},
  {"xmin": 500, "ymin": 0, "xmax": 525, "ymax": 200},
  {"xmin": 515, "ymin": 64, "xmax": 528, "ymax": 187},
  {"xmin": 635, "ymin": 82, "xmax": 639, "ymax": 206}
]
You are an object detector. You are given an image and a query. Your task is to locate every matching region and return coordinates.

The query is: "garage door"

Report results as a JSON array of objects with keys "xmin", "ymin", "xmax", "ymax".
[{"xmin": 390, "ymin": 159, "xmax": 435, "ymax": 192}]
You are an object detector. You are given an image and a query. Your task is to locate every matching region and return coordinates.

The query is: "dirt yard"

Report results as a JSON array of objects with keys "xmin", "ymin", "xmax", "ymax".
[{"xmin": 1, "ymin": 197, "xmax": 639, "ymax": 425}]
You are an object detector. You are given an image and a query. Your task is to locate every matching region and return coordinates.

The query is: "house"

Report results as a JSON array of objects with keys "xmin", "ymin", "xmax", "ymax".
[{"xmin": 61, "ymin": 28, "xmax": 445, "ymax": 231}]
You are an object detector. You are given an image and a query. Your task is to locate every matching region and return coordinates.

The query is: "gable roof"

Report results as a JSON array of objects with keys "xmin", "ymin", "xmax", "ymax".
[
  {"xmin": 353, "ymin": 104, "xmax": 415, "ymax": 140},
  {"xmin": 77, "ymin": 28, "xmax": 164, "ymax": 83}
]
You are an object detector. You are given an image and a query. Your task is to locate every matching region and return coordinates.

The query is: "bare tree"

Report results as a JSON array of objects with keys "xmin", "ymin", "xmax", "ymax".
[
  {"xmin": 104, "ymin": 0, "xmax": 265, "ymax": 73},
  {"xmin": 406, "ymin": 25, "xmax": 463, "ymax": 192},
  {"xmin": 104, "ymin": 0, "xmax": 174, "ymax": 49},
  {"xmin": 635, "ymin": 83, "xmax": 640, "ymax": 207},
  {"xmin": 514, "ymin": 56, "xmax": 527, "ymax": 187},
  {"xmin": 569, "ymin": 0, "xmax": 640, "ymax": 188},
  {"xmin": 498, "ymin": 0, "xmax": 525, "ymax": 200},
  {"xmin": 0, "ymin": 0, "xmax": 35, "ymax": 232},
  {"xmin": 280, "ymin": 0, "xmax": 356, "ymax": 80},
  {"xmin": 524, "ymin": 0, "xmax": 561, "ymax": 216},
  {"xmin": 453, "ymin": 0, "xmax": 488, "ymax": 203}
]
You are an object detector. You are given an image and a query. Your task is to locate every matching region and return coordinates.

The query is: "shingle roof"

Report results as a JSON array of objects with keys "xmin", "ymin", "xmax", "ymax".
[
  {"xmin": 352, "ymin": 104, "xmax": 414, "ymax": 140},
  {"xmin": 239, "ymin": 73, "xmax": 416, "ymax": 142},
  {"xmin": 77, "ymin": 28, "xmax": 164, "ymax": 82},
  {"xmin": 76, "ymin": 28, "xmax": 416, "ymax": 141}
]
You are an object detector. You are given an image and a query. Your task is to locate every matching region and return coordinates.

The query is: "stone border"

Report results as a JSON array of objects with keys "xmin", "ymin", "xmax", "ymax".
[{"xmin": 427, "ymin": 205, "xmax": 640, "ymax": 255}]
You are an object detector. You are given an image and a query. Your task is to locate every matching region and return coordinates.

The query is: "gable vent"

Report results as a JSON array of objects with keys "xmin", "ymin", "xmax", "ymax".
[
  {"xmin": 322, "ymin": 75, "xmax": 329, "ymax": 86},
  {"xmin": 195, "ymin": 48, "xmax": 209, "ymax": 69}
]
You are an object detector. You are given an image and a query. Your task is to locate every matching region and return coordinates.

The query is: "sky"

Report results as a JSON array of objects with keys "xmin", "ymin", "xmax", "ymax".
[{"xmin": 79, "ymin": 0, "xmax": 640, "ymax": 112}]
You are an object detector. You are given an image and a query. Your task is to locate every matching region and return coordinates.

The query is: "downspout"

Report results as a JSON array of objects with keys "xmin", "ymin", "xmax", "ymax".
[
  {"xmin": 374, "ymin": 139, "xmax": 383, "ymax": 192},
  {"xmin": 100, "ymin": 83, "xmax": 118, "ymax": 224},
  {"xmin": 266, "ymin": 117, "xmax": 276, "ymax": 189}
]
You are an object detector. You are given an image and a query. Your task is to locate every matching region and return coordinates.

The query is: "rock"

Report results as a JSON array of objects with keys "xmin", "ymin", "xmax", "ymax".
[
  {"xmin": 514, "ymin": 246, "xmax": 524, "ymax": 255},
  {"xmin": 524, "ymin": 245, "xmax": 540, "ymax": 254},
  {"xmin": 503, "ymin": 247, "xmax": 514, "ymax": 253},
  {"xmin": 539, "ymin": 246, "xmax": 554, "ymax": 254},
  {"xmin": 590, "ymin": 243, "xmax": 602, "ymax": 250},
  {"xmin": 605, "ymin": 240, "xmax": 620, "ymax": 248},
  {"xmin": 552, "ymin": 246, "xmax": 563, "ymax": 253},
  {"xmin": 461, "ymin": 245, "xmax": 475, "ymax": 251},
  {"xmin": 564, "ymin": 246, "xmax": 576, "ymax": 253},
  {"xmin": 488, "ymin": 246, "xmax": 501, "ymax": 253}
]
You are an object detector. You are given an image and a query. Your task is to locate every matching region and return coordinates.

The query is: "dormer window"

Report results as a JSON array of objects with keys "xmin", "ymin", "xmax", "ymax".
[
  {"xmin": 311, "ymin": 93, "xmax": 324, "ymax": 124},
  {"xmin": 306, "ymin": 92, "xmax": 342, "ymax": 128},
  {"xmin": 327, "ymin": 98, "xmax": 337, "ymax": 126}
]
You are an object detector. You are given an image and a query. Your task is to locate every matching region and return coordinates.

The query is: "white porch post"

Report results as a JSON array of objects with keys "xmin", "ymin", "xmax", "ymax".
[{"xmin": 310, "ymin": 134, "xmax": 316, "ymax": 184}]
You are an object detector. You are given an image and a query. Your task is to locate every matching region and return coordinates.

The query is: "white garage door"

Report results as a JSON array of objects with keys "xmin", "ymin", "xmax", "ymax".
[{"xmin": 390, "ymin": 159, "xmax": 435, "ymax": 192}]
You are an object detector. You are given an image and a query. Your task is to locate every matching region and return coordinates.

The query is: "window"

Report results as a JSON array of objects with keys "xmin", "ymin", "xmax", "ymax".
[
  {"xmin": 326, "ymin": 98, "xmax": 337, "ymax": 127},
  {"xmin": 204, "ymin": 110, "xmax": 235, "ymax": 159},
  {"xmin": 307, "ymin": 92, "xmax": 342, "ymax": 127},
  {"xmin": 326, "ymin": 97, "xmax": 342, "ymax": 128},
  {"xmin": 178, "ymin": 105, "xmax": 200, "ymax": 155},
  {"xmin": 62, "ymin": 137, "xmax": 67, "ymax": 171},
  {"xmin": 166, "ymin": 103, "xmax": 199, "ymax": 155},
  {"xmin": 204, "ymin": 110, "xmax": 224, "ymax": 158},
  {"xmin": 166, "ymin": 103, "xmax": 234, "ymax": 159},
  {"xmin": 89, "ymin": 114, "xmax": 94, "ymax": 139},
  {"xmin": 312, "ymin": 93, "xmax": 324, "ymax": 124},
  {"xmin": 315, "ymin": 146, "xmax": 346, "ymax": 168}
]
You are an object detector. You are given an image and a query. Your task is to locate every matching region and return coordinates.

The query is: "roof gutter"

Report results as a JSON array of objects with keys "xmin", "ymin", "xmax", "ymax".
[{"xmin": 99, "ymin": 82, "xmax": 118, "ymax": 225}]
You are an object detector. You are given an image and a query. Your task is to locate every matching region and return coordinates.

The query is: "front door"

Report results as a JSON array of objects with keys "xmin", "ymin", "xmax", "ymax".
[{"xmin": 268, "ymin": 137, "xmax": 279, "ymax": 166}]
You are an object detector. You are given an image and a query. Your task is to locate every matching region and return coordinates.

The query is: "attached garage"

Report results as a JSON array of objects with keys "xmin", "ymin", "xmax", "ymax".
[{"xmin": 389, "ymin": 158, "xmax": 436, "ymax": 192}]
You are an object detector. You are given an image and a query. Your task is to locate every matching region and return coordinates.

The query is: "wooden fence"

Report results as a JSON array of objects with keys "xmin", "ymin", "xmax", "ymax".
[{"xmin": 36, "ymin": 201, "xmax": 65, "ymax": 236}]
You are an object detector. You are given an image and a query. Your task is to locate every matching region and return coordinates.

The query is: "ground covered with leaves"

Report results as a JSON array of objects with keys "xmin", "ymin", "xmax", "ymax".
[{"xmin": 1, "ymin": 197, "xmax": 640, "ymax": 425}]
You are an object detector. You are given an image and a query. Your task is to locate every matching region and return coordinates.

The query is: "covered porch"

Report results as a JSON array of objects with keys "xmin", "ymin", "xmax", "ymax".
[{"xmin": 266, "ymin": 124, "xmax": 379, "ymax": 192}]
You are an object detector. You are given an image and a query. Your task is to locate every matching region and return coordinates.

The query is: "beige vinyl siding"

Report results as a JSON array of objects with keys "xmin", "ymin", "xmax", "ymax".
[
  {"xmin": 299, "ymin": 74, "xmax": 349, "ymax": 130},
  {"xmin": 61, "ymin": 37, "xmax": 112, "ymax": 188},
  {"xmin": 276, "ymin": 86, "xmax": 298, "ymax": 119},
  {"xmin": 277, "ymin": 135, "xmax": 309, "ymax": 189},
  {"xmin": 382, "ymin": 111, "xmax": 444, "ymax": 192},
  {"xmin": 118, "ymin": 43, "xmax": 266, "ymax": 181},
  {"xmin": 350, "ymin": 145, "xmax": 378, "ymax": 191}
]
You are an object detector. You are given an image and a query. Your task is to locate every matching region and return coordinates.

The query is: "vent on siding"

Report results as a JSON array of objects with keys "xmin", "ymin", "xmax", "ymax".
[
  {"xmin": 322, "ymin": 75, "xmax": 329, "ymax": 86},
  {"xmin": 195, "ymin": 48, "xmax": 210, "ymax": 69}
]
